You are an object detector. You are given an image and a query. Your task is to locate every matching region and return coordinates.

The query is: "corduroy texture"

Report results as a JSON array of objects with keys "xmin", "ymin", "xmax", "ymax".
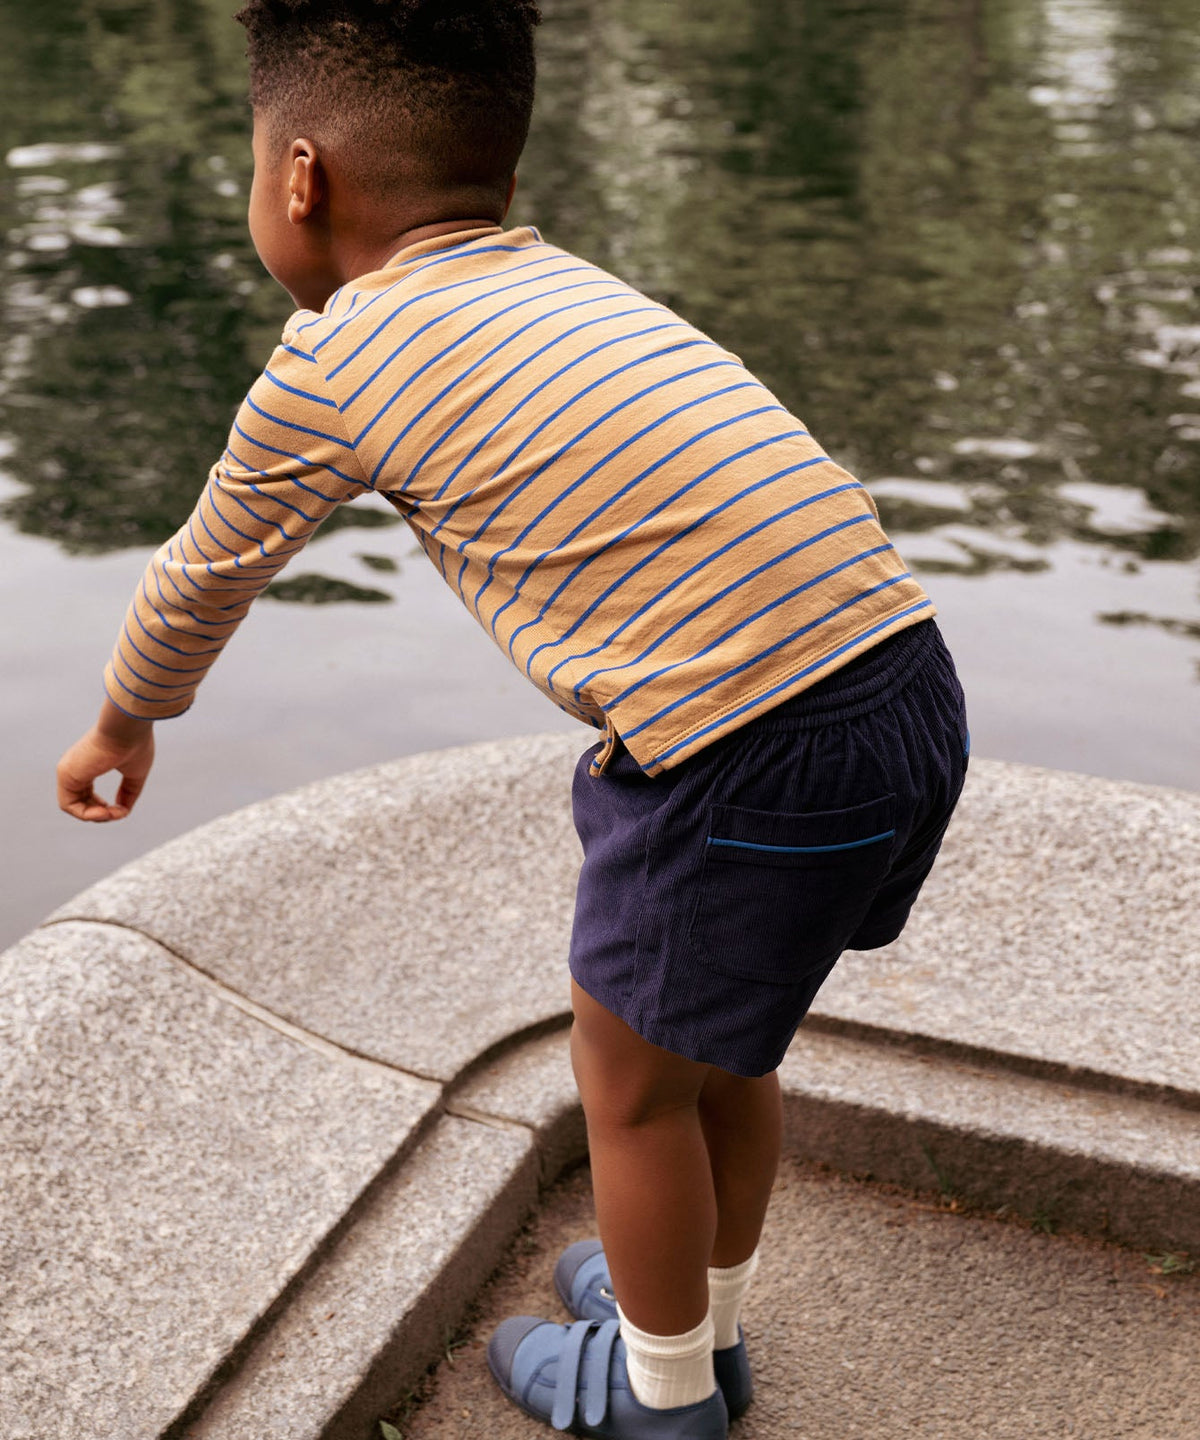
[
  {"xmin": 568, "ymin": 619, "xmax": 970, "ymax": 1075},
  {"xmin": 103, "ymin": 224, "xmax": 932, "ymax": 775}
]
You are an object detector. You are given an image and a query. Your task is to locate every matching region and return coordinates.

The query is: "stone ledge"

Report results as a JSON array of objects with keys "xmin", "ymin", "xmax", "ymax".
[
  {"xmin": 780, "ymin": 1027, "xmax": 1200, "ymax": 1253},
  {"xmin": 448, "ymin": 1025, "xmax": 585, "ymax": 1185},
  {"xmin": 0, "ymin": 922, "xmax": 440, "ymax": 1440},
  {"xmin": 179, "ymin": 1114, "xmax": 541, "ymax": 1440},
  {"xmin": 6, "ymin": 738, "xmax": 1198, "ymax": 1439},
  {"xmin": 819, "ymin": 757, "xmax": 1200, "ymax": 1100},
  {"xmin": 49, "ymin": 734, "xmax": 584, "ymax": 1081}
]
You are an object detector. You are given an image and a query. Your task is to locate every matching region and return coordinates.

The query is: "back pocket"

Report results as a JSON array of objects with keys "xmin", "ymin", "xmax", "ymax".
[{"xmin": 688, "ymin": 793, "xmax": 896, "ymax": 985}]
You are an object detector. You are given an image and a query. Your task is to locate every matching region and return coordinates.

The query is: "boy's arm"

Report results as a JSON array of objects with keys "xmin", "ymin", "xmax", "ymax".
[{"xmin": 58, "ymin": 331, "xmax": 370, "ymax": 821}]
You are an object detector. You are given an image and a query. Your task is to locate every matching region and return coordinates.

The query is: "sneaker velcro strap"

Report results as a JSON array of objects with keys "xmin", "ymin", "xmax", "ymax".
[
  {"xmin": 583, "ymin": 1318, "xmax": 621, "ymax": 1426},
  {"xmin": 551, "ymin": 1319, "xmax": 598, "ymax": 1431}
]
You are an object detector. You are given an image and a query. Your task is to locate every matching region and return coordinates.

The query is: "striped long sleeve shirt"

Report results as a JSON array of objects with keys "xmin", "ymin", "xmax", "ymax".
[{"xmin": 104, "ymin": 224, "xmax": 933, "ymax": 775}]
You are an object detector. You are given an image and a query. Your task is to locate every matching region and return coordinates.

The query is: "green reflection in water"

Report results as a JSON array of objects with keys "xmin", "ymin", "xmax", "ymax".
[
  {"xmin": 0, "ymin": 0, "xmax": 292, "ymax": 549},
  {"xmin": 263, "ymin": 573, "xmax": 393, "ymax": 606},
  {"xmin": 357, "ymin": 553, "xmax": 401, "ymax": 574},
  {"xmin": 1, "ymin": 0, "xmax": 1199, "ymax": 602},
  {"xmin": 514, "ymin": 0, "xmax": 1200, "ymax": 570}
]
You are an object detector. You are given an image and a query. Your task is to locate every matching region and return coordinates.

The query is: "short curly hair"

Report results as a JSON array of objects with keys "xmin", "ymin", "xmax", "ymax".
[{"xmin": 235, "ymin": 0, "xmax": 541, "ymax": 203}]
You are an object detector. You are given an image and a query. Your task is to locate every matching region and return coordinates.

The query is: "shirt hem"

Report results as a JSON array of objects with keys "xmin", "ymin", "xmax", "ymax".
[{"xmin": 620, "ymin": 595, "xmax": 937, "ymax": 776}]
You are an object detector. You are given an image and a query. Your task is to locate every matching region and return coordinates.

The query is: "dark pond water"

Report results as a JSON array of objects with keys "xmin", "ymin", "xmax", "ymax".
[{"xmin": 3, "ymin": 0, "xmax": 1199, "ymax": 946}]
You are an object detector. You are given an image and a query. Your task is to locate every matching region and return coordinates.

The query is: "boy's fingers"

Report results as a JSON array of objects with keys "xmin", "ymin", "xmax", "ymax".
[
  {"xmin": 56, "ymin": 767, "xmax": 95, "ymax": 814},
  {"xmin": 62, "ymin": 798, "xmax": 121, "ymax": 823},
  {"xmin": 56, "ymin": 726, "xmax": 152, "ymax": 823},
  {"xmin": 57, "ymin": 763, "xmax": 120, "ymax": 822},
  {"xmin": 114, "ymin": 773, "xmax": 146, "ymax": 812},
  {"xmin": 57, "ymin": 777, "xmax": 117, "ymax": 822}
]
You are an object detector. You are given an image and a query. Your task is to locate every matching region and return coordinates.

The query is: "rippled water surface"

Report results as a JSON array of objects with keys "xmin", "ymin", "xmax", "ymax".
[{"xmin": 3, "ymin": 0, "xmax": 1199, "ymax": 944}]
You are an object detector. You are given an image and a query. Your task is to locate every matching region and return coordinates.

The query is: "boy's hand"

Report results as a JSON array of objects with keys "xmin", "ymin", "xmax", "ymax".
[{"xmin": 57, "ymin": 699, "xmax": 156, "ymax": 823}]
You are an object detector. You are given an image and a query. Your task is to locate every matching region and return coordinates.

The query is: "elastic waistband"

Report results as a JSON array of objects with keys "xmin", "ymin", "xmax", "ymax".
[{"xmin": 754, "ymin": 618, "xmax": 941, "ymax": 730}]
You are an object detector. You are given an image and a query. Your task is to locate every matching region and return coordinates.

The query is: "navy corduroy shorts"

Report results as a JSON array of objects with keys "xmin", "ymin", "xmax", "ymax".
[{"xmin": 568, "ymin": 618, "xmax": 969, "ymax": 1077}]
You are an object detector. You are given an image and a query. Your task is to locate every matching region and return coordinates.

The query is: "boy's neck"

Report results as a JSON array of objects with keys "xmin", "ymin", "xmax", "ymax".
[
  {"xmin": 367, "ymin": 216, "xmax": 503, "ymax": 267},
  {"xmin": 286, "ymin": 214, "xmax": 503, "ymax": 313},
  {"xmin": 321, "ymin": 173, "xmax": 519, "ymax": 299}
]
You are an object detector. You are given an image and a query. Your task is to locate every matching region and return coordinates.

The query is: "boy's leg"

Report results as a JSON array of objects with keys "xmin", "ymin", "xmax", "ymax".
[
  {"xmin": 569, "ymin": 979, "xmax": 781, "ymax": 1336},
  {"xmin": 699, "ymin": 1063, "xmax": 782, "ymax": 1270}
]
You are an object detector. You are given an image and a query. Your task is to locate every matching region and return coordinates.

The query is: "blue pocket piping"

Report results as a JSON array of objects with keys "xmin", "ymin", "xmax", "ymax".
[{"xmin": 707, "ymin": 829, "xmax": 896, "ymax": 856}]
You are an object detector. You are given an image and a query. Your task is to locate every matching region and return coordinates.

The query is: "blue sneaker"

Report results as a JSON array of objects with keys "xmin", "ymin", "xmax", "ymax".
[
  {"xmin": 488, "ymin": 1315, "xmax": 729, "ymax": 1438},
  {"xmin": 554, "ymin": 1241, "xmax": 753, "ymax": 1420}
]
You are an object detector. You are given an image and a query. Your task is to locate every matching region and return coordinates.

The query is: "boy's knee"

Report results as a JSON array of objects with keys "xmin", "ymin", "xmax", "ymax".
[{"xmin": 570, "ymin": 999, "xmax": 708, "ymax": 1129}]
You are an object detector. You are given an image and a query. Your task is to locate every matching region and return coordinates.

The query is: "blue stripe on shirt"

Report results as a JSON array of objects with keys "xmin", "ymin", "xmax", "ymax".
[
  {"xmin": 244, "ymin": 393, "xmax": 356, "ymax": 451},
  {"xmin": 263, "ymin": 366, "xmax": 339, "ymax": 409},
  {"xmin": 649, "ymin": 600, "xmax": 934, "ymax": 766},
  {"xmin": 151, "ymin": 559, "xmax": 244, "ymax": 627},
  {"xmin": 221, "ymin": 453, "xmax": 323, "ymax": 526},
  {"xmin": 572, "ymin": 513, "xmax": 877, "ymax": 702},
  {"xmin": 504, "ymin": 409, "xmax": 792, "ymax": 667},
  {"xmin": 211, "ymin": 474, "xmax": 313, "ymax": 546},
  {"xmin": 326, "ymin": 250, "xmax": 564, "ymax": 378},
  {"xmin": 621, "ymin": 573, "xmax": 920, "ymax": 741},
  {"xmin": 129, "ymin": 599, "xmax": 225, "ymax": 659},
  {"xmin": 138, "ymin": 577, "xmax": 242, "ymax": 650},
  {"xmin": 346, "ymin": 261, "xmax": 597, "ymax": 418},
  {"xmin": 160, "ymin": 538, "xmax": 253, "ymax": 613},
  {"xmin": 548, "ymin": 470, "xmax": 853, "ymax": 697},
  {"xmin": 181, "ymin": 515, "xmax": 283, "ymax": 588},
  {"xmin": 469, "ymin": 360, "xmax": 749, "ymax": 625},
  {"xmin": 429, "ymin": 320, "xmax": 692, "ymax": 552},
  {"xmin": 391, "ymin": 290, "xmax": 643, "ymax": 492},
  {"xmin": 410, "ymin": 303, "xmax": 669, "ymax": 498},
  {"xmin": 107, "ymin": 668, "xmax": 193, "ymax": 710},
  {"xmin": 305, "ymin": 237, "xmax": 549, "ymax": 348},
  {"xmin": 361, "ymin": 273, "xmax": 620, "ymax": 473},
  {"xmin": 121, "ymin": 620, "xmax": 217, "ymax": 676},
  {"xmin": 450, "ymin": 348, "xmax": 725, "ymax": 596},
  {"xmin": 230, "ymin": 423, "xmax": 365, "ymax": 495},
  {"xmin": 113, "ymin": 649, "xmax": 201, "ymax": 692}
]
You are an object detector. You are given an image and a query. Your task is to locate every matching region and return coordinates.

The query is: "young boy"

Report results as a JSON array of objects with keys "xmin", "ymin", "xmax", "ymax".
[{"xmin": 56, "ymin": 3, "xmax": 968, "ymax": 1436}]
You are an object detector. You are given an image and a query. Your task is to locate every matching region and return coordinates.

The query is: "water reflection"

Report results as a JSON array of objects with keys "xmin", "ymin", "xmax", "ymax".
[
  {"xmin": 514, "ymin": 0, "xmax": 1200, "ymax": 663},
  {"xmin": 0, "ymin": 0, "xmax": 1197, "ymax": 657}
]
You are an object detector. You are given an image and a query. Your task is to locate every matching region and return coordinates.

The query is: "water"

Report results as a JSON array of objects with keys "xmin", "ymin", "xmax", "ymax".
[{"xmin": 2, "ymin": 0, "xmax": 1199, "ymax": 947}]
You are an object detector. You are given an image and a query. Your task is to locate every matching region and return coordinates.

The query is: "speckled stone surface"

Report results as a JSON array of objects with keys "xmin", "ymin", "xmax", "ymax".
[
  {"xmin": 16, "ymin": 742, "xmax": 1200, "ymax": 1439},
  {"xmin": 0, "ymin": 922, "xmax": 439, "ymax": 1440},
  {"xmin": 821, "ymin": 757, "xmax": 1200, "ymax": 1097},
  {"xmin": 52, "ymin": 734, "xmax": 584, "ymax": 1081},
  {"xmin": 449, "ymin": 1026, "xmax": 586, "ymax": 1184},
  {"xmin": 53, "ymin": 745, "xmax": 1200, "ymax": 1094},
  {"xmin": 186, "ymin": 1114, "xmax": 538, "ymax": 1440},
  {"xmin": 780, "ymin": 1028, "xmax": 1200, "ymax": 1254},
  {"xmin": 401, "ymin": 1157, "xmax": 1200, "ymax": 1440}
]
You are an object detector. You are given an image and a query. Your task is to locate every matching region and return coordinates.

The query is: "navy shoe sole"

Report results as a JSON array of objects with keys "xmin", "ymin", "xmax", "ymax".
[{"xmin": 487, "ymin": 1315, "xmax": 730, "ymax": 1438}]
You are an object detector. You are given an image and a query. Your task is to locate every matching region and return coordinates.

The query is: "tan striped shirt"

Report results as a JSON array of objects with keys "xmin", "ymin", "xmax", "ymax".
[{"xmin": 105, "ymin": 224, "xmax": 933, "ymax": 774}]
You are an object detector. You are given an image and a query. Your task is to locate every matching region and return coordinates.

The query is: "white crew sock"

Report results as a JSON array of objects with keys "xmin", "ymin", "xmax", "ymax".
[
  {"xmin": 616, "ymin": 1304, "xmax": 717, "ymax": 1410},
  {"xmin": 708, "ymin": 1249, "xmax": 759, "ymax": 1350}
]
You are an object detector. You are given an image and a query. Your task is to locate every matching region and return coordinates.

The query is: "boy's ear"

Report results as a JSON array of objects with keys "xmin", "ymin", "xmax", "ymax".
[
  {"xmin": 287, "ymin": 139, "xmax": 325, "ymax": 225},
  {"xmin": 503, "ymin": 172, "xmax": 518, "ymax": 219}
]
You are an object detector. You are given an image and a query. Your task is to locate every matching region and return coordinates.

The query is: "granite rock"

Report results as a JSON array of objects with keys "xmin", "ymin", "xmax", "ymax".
[
  {"xmin": 822, "ymin": 758, "xmax": 1200, "ymax": 1097},
  {"xmin": 449, "ymin": 1026, "xmax": 586, "ymax": 1183},
  {"xmin": 781, "ymin": 1027, "xmax": 1200, "ymax": 1253},
  {"xmin": 0, "ymin": 922, "xmax": 438, "ymax": 1440},
  {"xmin": 185, "ymin": 1114, "xmax": 538, "ymax": 1440},
  {"xmin": 52, "ymin": 734, "xmax": 584, "ymax": 1081}
]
